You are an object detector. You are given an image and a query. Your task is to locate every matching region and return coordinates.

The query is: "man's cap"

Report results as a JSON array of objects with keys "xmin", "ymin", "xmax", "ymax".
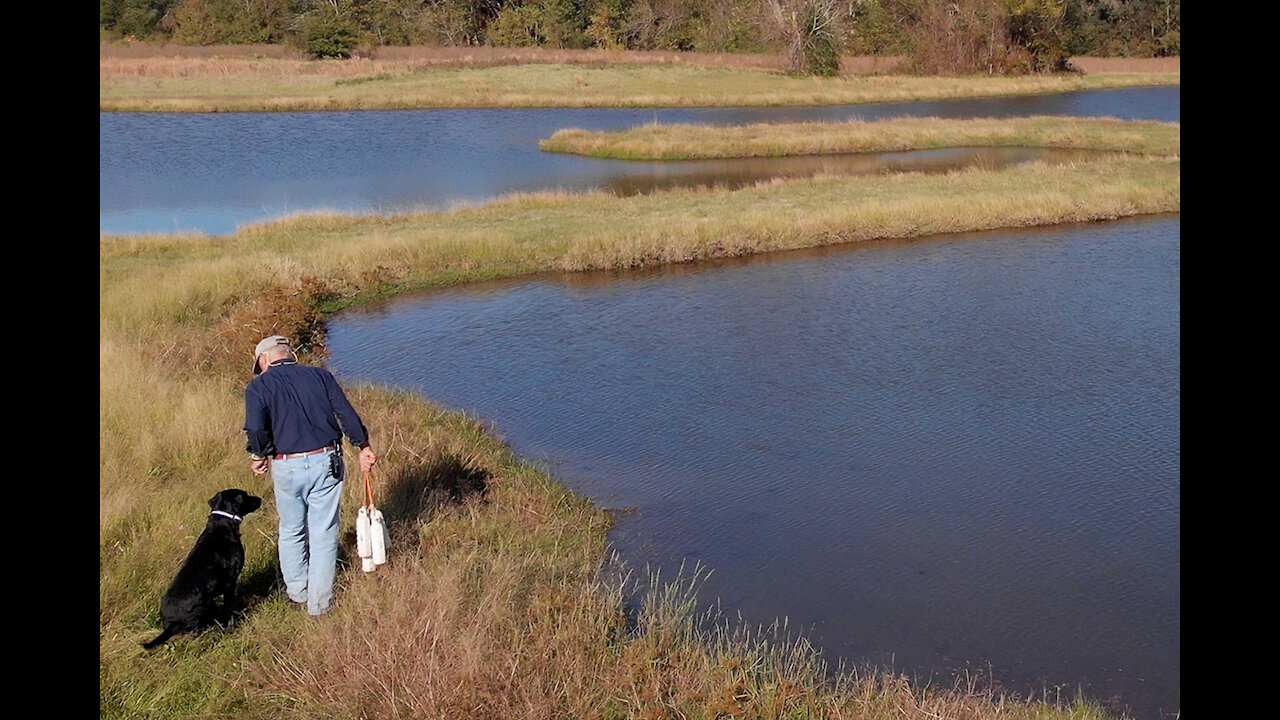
[{"xmin": 252, "ymin": 335, "xmax": 291, "ymax": 375}]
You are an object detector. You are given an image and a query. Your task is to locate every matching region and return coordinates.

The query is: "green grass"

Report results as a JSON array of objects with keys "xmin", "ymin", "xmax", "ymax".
[
  {"xmin": 101, "ymin": 156, "xmax": 1179, "ymax": 336},
  {"xmin": 100, "ymin": 60, "xmax": 1179, "ymax": 111},
  {"xmin": 541, "ymin": 115, "xmax": 1181, "ymax": 159},
  {"xmin": 101, "ymin": 118, "xmax": 1175, "ymax": 718}
]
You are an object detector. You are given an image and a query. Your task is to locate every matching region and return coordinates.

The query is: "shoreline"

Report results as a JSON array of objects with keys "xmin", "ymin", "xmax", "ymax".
[
  {"xmin": 321, "ymin": 207, "xmax": 1181, "ymax": 717},
  {"xmin": 100, "ymin": 109, "xmax": 1176, "ymax": 718}
]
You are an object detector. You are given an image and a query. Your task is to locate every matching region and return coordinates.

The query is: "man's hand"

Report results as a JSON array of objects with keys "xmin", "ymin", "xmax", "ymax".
[
  {"xmin": 359, "ymin": 446, "xmax": 378, "ymax": 473},
  {"xmin": 251, "ymin": 457, "xmax": 270, "ymax": 475}
]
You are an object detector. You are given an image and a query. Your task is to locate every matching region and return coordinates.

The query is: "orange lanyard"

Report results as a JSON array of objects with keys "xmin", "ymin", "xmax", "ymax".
[{"xmin": 363, "ymin": 470, "xmax": 376, "ymax": 510}]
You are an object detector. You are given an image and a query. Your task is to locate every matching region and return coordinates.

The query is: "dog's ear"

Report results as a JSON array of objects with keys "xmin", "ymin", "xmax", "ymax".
[{"xmin": 208, "ymin": 492, "xmax": 221, "ymax": 510}]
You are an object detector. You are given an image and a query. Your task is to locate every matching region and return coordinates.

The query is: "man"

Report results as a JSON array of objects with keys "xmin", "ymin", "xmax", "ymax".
[{"xmin": 244, "ymin": 335, "xmax": 377, "ymax": 616}]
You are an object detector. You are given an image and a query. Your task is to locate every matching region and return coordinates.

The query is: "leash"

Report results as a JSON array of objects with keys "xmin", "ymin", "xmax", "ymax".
[{"xmin": 363, "ymin": 469, "xmax": 376, "ymax": 511}]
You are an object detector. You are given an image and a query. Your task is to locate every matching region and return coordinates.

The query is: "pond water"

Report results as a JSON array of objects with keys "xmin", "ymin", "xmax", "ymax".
[
  {"xmin": 99, "ymin": 85, "xmax": 1178, "ymax": 236},
  {"xmin": 598, "ymin": 146, "xmax": 1113, "ymax": 196},
  {"xmin": 326, "ymin": 215, "xmax": 1180, "ymax": 720},
  {"xmin": 101, "ymin": 84, "xmax": 1180, "ymax": 718}
]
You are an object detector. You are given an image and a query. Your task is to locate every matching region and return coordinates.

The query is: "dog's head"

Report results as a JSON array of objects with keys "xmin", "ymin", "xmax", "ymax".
[{"xmin": 208, "ymin": 489, "xmax": 263, "ymax": 518}]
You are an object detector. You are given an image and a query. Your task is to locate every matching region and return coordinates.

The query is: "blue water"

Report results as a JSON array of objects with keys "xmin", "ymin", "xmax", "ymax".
[
  {"xmin": 101, "ymin": 83, "xmax": 1180, "ymax": 718},
  {"xmin": 100, "ymin": 85, "xmax": 1179, "ymax": 235},
  {"xmin": 327, "ymin": 216, "xmax": 1180, "ymax": 720}
]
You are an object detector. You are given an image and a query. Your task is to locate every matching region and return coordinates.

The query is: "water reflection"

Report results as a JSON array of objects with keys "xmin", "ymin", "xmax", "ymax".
[
  {"xmin": 99, "ymin": 85, "xmax": 1179, "ymax": 235},
  {"xmin": 327, "ymin": 215, "xmax": 1180, "ymax": 720},
  {"xmin": 600, "ymin": 147, "xmax": 1110, "ymax": 196}
]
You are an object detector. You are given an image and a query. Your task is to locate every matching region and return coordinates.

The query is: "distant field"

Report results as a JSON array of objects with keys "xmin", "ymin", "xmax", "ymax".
[
  {"xmin": 99, "ymin": 45, "xmax": 1178, "ymax": 112},
  {"xmin": 97, "ymin": 42, "xmax": 893, "ymax": 72},
  {"xmin": 1067, "ymin": 56, "xmax": 1180, "ymax": 73},
  {"xmin": 99, "ymin": 41, "xmax": 1177, "ymax": 75}
]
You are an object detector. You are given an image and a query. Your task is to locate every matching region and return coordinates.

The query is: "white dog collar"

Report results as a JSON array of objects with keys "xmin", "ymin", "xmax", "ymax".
[{"xmin": 210, "ymin": 510, "xmax": 243, "ymax": 522}]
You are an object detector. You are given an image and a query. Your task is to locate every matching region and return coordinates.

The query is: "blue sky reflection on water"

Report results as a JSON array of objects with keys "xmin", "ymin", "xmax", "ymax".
[
  {"xmin": 326, "ymin": 215, "xmax": 1180, "ymax": 720},
  {"xmin": 101, "ymin": 84, "xmax": 1180, "ymax": 719},
  {"xmin": 99, "ymin": 85, "xmax": 1179, "ymax": 236}
]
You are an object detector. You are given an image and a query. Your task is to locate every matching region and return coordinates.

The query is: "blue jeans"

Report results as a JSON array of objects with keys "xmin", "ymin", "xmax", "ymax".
[{"xmin": 272, "ymin": 449, "xmax": 344, "ymax": 615}]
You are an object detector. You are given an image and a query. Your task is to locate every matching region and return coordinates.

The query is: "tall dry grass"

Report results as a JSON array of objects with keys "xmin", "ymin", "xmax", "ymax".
[
  {"xmin": 102, "ymin": 157, "xmax": 1180, "ymax": 360},
  {"xmin": 101, "ymin": 133, "xmax": 1174, "ymax": 718},
  {"xmin": 100, "ymin": 44, "xmax": 1178, "ymax": 111},
  {"xmin": 1068, "ymin": 56, "xmax": 1180, "ymax": 73},
  {"xmin": 99, "ymin": 42, "xmax": 1173, "ymax": 75},
  {"xmin": 99, "ymin": 42, "xmax": 304, "ymax": 59},
  {"xmin": 99, "ymin": 42, "xmax": 901, "ymax": 72},
  {"xmin": 541, "ymin": 115, "xmax": 1181, "ymax": 160}
]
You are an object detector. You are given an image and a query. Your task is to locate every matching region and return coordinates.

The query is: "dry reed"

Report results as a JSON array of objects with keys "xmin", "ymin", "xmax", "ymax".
[{"xmin": 541, "ymin": 115, "xmax": 1181, "ymax": 159}]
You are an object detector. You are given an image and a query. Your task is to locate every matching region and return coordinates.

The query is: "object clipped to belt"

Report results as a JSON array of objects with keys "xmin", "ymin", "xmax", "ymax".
[{"xmin": 356, "ymin": 470, "xmax": 389, "ymax": 572}]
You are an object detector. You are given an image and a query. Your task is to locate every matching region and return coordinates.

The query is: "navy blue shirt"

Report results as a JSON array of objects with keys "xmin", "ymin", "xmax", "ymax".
[{"xmin": 244, "ymin": 359, "xmax": 369, "ymax": 457}]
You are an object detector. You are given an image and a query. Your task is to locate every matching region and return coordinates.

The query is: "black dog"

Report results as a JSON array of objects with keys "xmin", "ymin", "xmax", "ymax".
[{"xmin": 142, "ymin": 489, "xmax": 262, "ymax": 649}]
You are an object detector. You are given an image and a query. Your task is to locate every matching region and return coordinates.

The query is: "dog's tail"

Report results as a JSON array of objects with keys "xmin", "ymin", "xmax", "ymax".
[{"xmin": 142, "ymin": 625, "xmax": 176, "ymax": 650}]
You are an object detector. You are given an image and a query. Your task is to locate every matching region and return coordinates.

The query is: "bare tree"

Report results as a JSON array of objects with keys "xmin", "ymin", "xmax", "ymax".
[
  {"xmin": 623, "ymin": 0, "xmax": 695, "ymax": 50},
  {"xmin": 907, "ymin": 0, "xmax": 1013, "ymax": 75},
  {"xmin": 762, "ymin": 0, "xmax": 845, "ymax": 75}
]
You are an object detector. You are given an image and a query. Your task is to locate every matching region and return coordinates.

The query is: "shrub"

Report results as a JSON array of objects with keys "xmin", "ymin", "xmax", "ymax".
[
  {"xmin": 487, "ymin": 3, "xmax": 546, "ymax": 46},
  {"xmin": 1004, "ymin": 0, "xmax": 1071, "ymax": 72},
  {"xmin": 304, "ymin": 9, "xmax": 360, "ymax": 58},
  {"xmin": 586, "ymin": 0, "xmax": 626, "ymax": 50}
]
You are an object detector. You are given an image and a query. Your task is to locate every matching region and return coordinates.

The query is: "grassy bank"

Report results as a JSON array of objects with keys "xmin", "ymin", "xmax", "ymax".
[
  {"xmin": 98, "ymin": 42, "xmax": 1180, "ymax": 74},
  {"xmin": 100, "ymin": 55, "xmax": 1178, "ymax": 112},
  {"xmin": 102, "ymin": 156, "xmax": 1178, "ymax": 328},
  {"xmin": 102, "ymin": 127, "xmax": 1176, "ymax": 716},
  {"xmin": 541, "ymin": 116, "xmax": 1180, "ymax": 160},
  {"xmin": 98, "ymin": 41, "xmax": 906, "ymax": 73}
]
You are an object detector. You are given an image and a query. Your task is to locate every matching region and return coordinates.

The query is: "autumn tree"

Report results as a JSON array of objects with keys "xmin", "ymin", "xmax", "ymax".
[
  {"xmin": 99, "ymin": 0, "xmax": 1177, "ymax": 59},
  {"xmin": 905, "ymin": 0, "xmax": 1012, "ymax": 74},
  {"xmin": 1002, "ymin": 0, "xmax": 1070, "ymax": 71},
  {"xmin": 302, "ymin": 0, "xmax": 360, "ymax": 56},
  {"xmin": 762, "ymin": 0, "xmax": 845, "ymax": 75}
]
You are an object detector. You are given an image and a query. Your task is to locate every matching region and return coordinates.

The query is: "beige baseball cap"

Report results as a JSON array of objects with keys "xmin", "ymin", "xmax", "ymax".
[{"xmin": 252, "ymin": 335, "xmax": 291, "ymax": 375}]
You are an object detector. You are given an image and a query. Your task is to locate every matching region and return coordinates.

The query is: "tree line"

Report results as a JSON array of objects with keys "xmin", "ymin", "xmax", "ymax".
[{"xmin": 100, "ymin": 0, "xmax": 1179, "ymax": 75}]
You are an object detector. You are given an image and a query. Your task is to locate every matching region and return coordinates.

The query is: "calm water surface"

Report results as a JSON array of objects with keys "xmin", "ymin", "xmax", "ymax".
[
  {"xmin": 101, "ymin": 84, "xmax": 1180, "ymax": 717},
  {"xmin": 99, "ymin": 85, "xmax": 1179, "ymax": 235},
  {"xmin": 327, "ymin": 215, "xmax": 1180, "ymax": 720}
]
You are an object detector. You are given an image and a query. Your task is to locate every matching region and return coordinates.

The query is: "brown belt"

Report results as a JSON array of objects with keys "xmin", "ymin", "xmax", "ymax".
[{"xmin": 273, "ymin": 445, "xmax": 337, "ymax": 460}]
